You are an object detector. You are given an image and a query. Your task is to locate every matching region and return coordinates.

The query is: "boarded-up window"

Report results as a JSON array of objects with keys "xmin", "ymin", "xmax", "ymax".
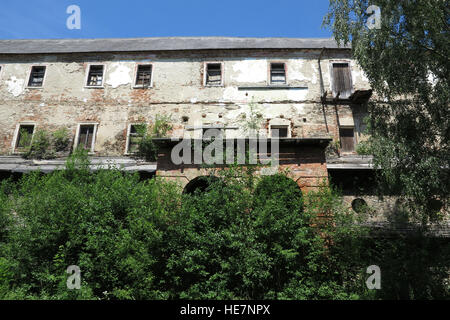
[
  {"xmin": 28, "ymin": 66, "xmax": 46, "ymax": 87},
  {"xmin": 332, "ymin": 63, "xmax": 352, "ymax": 98},
  {"xmin": 86, "ymin": 65, "xmax": 104, "ymax": 87},
  {"xmin": 77, "ymin": 125, "xmax": 95, "ymax": 151},
  {"xmin": 127, "ymin": 124, "xmax": 146, "ymax": 153},
  {"xmin": 339, "ymin": 127, "xmax": 355, "ymax": 152},
  {"xmin": 205, "ymin": 63, "xmax": 222, "ymax": 86},
  {"xmin": 270, "ymin": 63, "xmax": 286, "ymax": 84},
  {"xmin": 15, "ymin": 125, "xmax": 35, "ymax": 150},
  {"xmin": 135, "ymin": 65, "xmax": 152, "ymax": 87},
  {"xmin": 271, "ymin": 125, "xmax": 289, "ymax": 138}
]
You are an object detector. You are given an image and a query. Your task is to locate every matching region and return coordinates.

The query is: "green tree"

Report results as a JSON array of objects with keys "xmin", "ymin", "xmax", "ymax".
[{"xmin": 324, "ymin": 0, "xmax": 449, "ymax": 224}]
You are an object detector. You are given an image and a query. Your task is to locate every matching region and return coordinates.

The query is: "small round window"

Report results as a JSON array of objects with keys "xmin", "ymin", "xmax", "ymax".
[{"xmin": 352, "ymin": 198, "xmax": 368, "ymax": 213}]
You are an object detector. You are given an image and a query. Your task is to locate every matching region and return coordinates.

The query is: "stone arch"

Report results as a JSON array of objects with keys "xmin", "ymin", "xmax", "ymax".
[
  {"xmin": 183, "ymin": 175, "xmax": 219, "ymax": 195},
  {"xmin": 254, "ymin": 173, "xmax": 303, "ymax": 208}
]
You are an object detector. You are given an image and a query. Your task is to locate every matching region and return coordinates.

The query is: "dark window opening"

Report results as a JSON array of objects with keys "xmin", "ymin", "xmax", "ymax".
[
  {"xmin": 15, "ymin": 125, "xmax": 35, "ymax": 150},
  {"xmin": 86, "ymin": 65, "xmax": 104, "ymax": 87},
  {"xmin": 28, "ymin": 66, "xmax": 46, "ymax": 87},
  {"xmin": 183, "ymin": 176, "xmax": 219, "ymax": 195},
  {"xmin": 206, "ymin": 63, "xmax": 222, "ymax": 86},
  {"xmin": 332, "ymin": 63, "xmax": 352, "ymax": 98},
  {"xmin": 77, "ymin": 125, "xmax": 95, "ymax": 151},
  {"xmin": 271, "ymin": 125, "xmax": 288, "ymax": 138},
  {"xmin": 270, "ymin": 63, "xmax": 286, "ymax": 84},
  {"xmin": 339, "ymin": 127, "xmax": 355, "ymax": 152},
  {"xmin": 128, "ymin": 124, "xmax": 146, "ymax": 154},
  {"xmin": 135, "ymin": 65, "xmax": 152, "ymax": 87}
]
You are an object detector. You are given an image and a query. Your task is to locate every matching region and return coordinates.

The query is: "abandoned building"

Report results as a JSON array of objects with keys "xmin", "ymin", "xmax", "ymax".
[{"xmin": 0, "ymin": 37, "xmax": 447, "ymax": 234}]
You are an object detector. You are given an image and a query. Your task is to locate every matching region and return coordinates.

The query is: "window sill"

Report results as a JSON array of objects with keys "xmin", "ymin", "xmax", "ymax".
[
  {"xmin": 84, "ymin": 86, "xmax": 105, "ymax": 89},
  {"xmin": 133, "ymin": 85, "xmax": 152, "ymax": 89},
  {"xmin": 26, "ymin": 86, "xmax": 43, "ymax": 89}
]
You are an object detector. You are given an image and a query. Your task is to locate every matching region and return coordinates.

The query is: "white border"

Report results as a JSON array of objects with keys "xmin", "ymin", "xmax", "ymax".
[
  {"xmin": 133, "ymin": 63, "xmax": 154, "ymax": 88},
  {"xmin": 73, "ymin": 122, "xmax": 99, "ymax": 153},
  {"xmin": 84, "ymin": 64, "xmax": 106, "ymax": 88},
  {"xmin": 203, "ymin": 62, "xmax": 224, "ymax": 87},
  {"xmin": 12, "ymin": 122, "xmax": 36, "ymax": 154},
  {"xmin": 268, "ymin": 61, "xmax": 287, "ymax": 85},
  {"xmin": 26, "ymin": 64, "xmax": 48, "ymax": 89},
  {"xmin": 124, "ymin": 123, "xmax": 146, "ymax": 155},
  {"xmin": 269, "ymin": 124, "xmax": 291, "ymax": 138},
  {"xmin": 328, "ymin": 60, "xmax": 353, "ymax": 98}
]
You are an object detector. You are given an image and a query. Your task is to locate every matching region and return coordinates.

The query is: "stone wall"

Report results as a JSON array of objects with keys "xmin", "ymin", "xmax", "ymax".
[{"xmin": 0, "ymin": 48, "xmax": 371, "ymax": 156}]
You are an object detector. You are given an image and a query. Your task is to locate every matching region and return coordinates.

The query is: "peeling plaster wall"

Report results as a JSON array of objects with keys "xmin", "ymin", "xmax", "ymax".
[{"xmin": 0, "ymin": 49, "xmax": 371, "ymax": 156}]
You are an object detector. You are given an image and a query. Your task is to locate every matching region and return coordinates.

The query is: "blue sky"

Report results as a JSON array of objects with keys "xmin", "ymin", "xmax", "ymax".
[{"xmin": 0, "ymin": 0, "xmax": 333, "ymax": 39}]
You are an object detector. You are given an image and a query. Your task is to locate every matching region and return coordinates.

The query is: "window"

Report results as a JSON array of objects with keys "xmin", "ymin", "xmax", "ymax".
[
  {"xmin": 205, "ymin": 63, "xmax": 222, "ymax": 86},
  {"xmin": 86, "ymin": 65, "xmax": 104, "ymax": 87},
  {"xmin": 135, "ymin": 65, "xmax": 152, "ymax": 87},
  {"xmin": 76, "ymin": 124, "xmax": 97, "ymax": 152},
  {"xmin": 14, "ymin": 124, "xmax": 35, "ymax": 152},
  {"xmin": 270, "ymin": 125, "xmax": 289, "ymax": 138},
  {"xmin": 339, "ymin": 127, "xmax": 355, "ymax": 152},
  {"xmin": 126, "ymin": 124, "xmax": 146, "ymax": 154},
  {"xmin": 28, "ymin": 66, "xmax": 46, "ymax": 87},
  {"xmin": 331, "ymin": 62, "xmax": 352, "ymax": 98},
  {"xmin": 270, "ymin": 63, "xmax": 286, "ymax": 84},
  {"xmin": 202, "ymin": 127, "xmax": 224, "ymax": 138}
]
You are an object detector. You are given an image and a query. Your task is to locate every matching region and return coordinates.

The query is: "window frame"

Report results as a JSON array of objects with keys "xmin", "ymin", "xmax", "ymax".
[
  {"xmin": 125, "ymin": 123, "xmax": 146, "ymax": 155},
  {"xmin": 269, "ymin": 124, "xmax": 290, "ymax": 138},
  {"xmin": 84, "ymin": 64, "xmax": 106, "ymax": 88},
  {"xmin": 329, "ymin": 60, "xmax": 353, "ymax": 98},
  {"xmin": 0, "ymin": 65, "xmax": 4, "ymax": 81},
  {"xmin": 133, "ymin": 63, "xmax": 154, "ymax": 89},
  {"xmin": 74, "ymin": 123, "xmax": 99, "ymax": 153},
  {"xmin": 338, "ymin": 125, "xmax": 356, "ymax": 153},
  {"xmin": 26, "ymin": 65, "xmax": 47, "ymax": 88},
  {"xmin": 268, "ymin": 61, "xmax": 287, "ymax": 85},
  {"xmin": 203, "ymin": 62, "xmax": 224, "ymax": 87},
  {"xmin": 12, "ymin": 122, "xmax": 36, "ymax": 154}
]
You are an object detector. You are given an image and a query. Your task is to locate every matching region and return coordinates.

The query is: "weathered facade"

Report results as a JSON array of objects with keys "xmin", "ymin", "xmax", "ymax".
[{"xmin": 0, "ymin": 37, "xmax": 383, "ymax": 214}]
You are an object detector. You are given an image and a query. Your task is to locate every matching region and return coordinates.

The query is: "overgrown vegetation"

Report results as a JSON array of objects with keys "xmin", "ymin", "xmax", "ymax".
[
  {"xmin": 22, "ymin": 128, "xmax": 71, "ymax": 160},
  {"xmin": 0, "ymin": 151, "xmax": 448, "ymax": 299},
  {"xmin": 136, "ymin": 114, "xmax": 173, "ymax": 161}
]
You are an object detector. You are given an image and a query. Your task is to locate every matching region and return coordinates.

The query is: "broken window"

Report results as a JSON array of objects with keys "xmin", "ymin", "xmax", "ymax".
[
  {"xmin": 271, "ymin": 125, "xmax": 289, "ymax": 138},
  {"xmin": 15, "ymin": 124, "xmax": 35, "ymax": 151},
  {"xmin": 332, "ymin": 63, "xmax": 352, "ymax": 98},
  {"xmin": 77, "ymin": 125, "xmax": 96, "ymax": 151},
  {"xmin": 86, "ymin": 65, "xmax": 104, "ymax": 87},
  {"xmin": 270, "ymin": 63, "xmax": 286, "ymax": 84},
  {"xmin": 28, "ymin": 66, "xmax": 46, "ymax": 87},
  {"xmin": 127, "ymin": 124, "xmax": 146, "ymax": 154},
  {"xmin": 205, "ymin": 63, "xmax": 222, "ymax": 86},
  {"xmin": 339, "ymin": 127, "xmax": 355, "ymax": 152},
  {"xmin": 135, "ymin": 65, "xmax": 152, "ymax": 87}
]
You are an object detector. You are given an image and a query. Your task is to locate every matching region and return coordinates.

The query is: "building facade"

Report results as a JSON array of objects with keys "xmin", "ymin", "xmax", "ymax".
[{"xmin": 0, "ymin": 37, "xmax": 383, "ymax": 214}]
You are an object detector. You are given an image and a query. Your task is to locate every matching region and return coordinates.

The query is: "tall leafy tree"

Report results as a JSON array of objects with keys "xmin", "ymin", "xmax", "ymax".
[{"xmin": 324, "ymin": 0, "xmax": 449, "ymax": 224}]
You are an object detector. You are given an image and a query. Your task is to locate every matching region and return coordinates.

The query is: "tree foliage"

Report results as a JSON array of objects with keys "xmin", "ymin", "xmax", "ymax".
[
  {"xmin": 324, "ymin": 0, "xmax": 449, "ymax": 224},
  {"xmin": 0, "ymin": 153, "xmax": 448, "ymax": 299}
]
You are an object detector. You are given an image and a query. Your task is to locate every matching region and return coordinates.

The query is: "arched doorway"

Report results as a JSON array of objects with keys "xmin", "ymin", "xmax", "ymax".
[{"xmin": 183, "ymin": 175, "xmax": 219, "ymax": 195}]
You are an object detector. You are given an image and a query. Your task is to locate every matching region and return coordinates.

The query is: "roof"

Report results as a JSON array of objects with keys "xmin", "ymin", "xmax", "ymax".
[{"xmin": 0, "ymin": 37, "xmax": 350, "ymax": 54}]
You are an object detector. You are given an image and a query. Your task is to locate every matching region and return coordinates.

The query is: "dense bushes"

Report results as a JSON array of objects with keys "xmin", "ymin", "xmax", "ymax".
[{"xmin": 0, "ymin": 152, "xmax": 448, "ymax": 299}]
